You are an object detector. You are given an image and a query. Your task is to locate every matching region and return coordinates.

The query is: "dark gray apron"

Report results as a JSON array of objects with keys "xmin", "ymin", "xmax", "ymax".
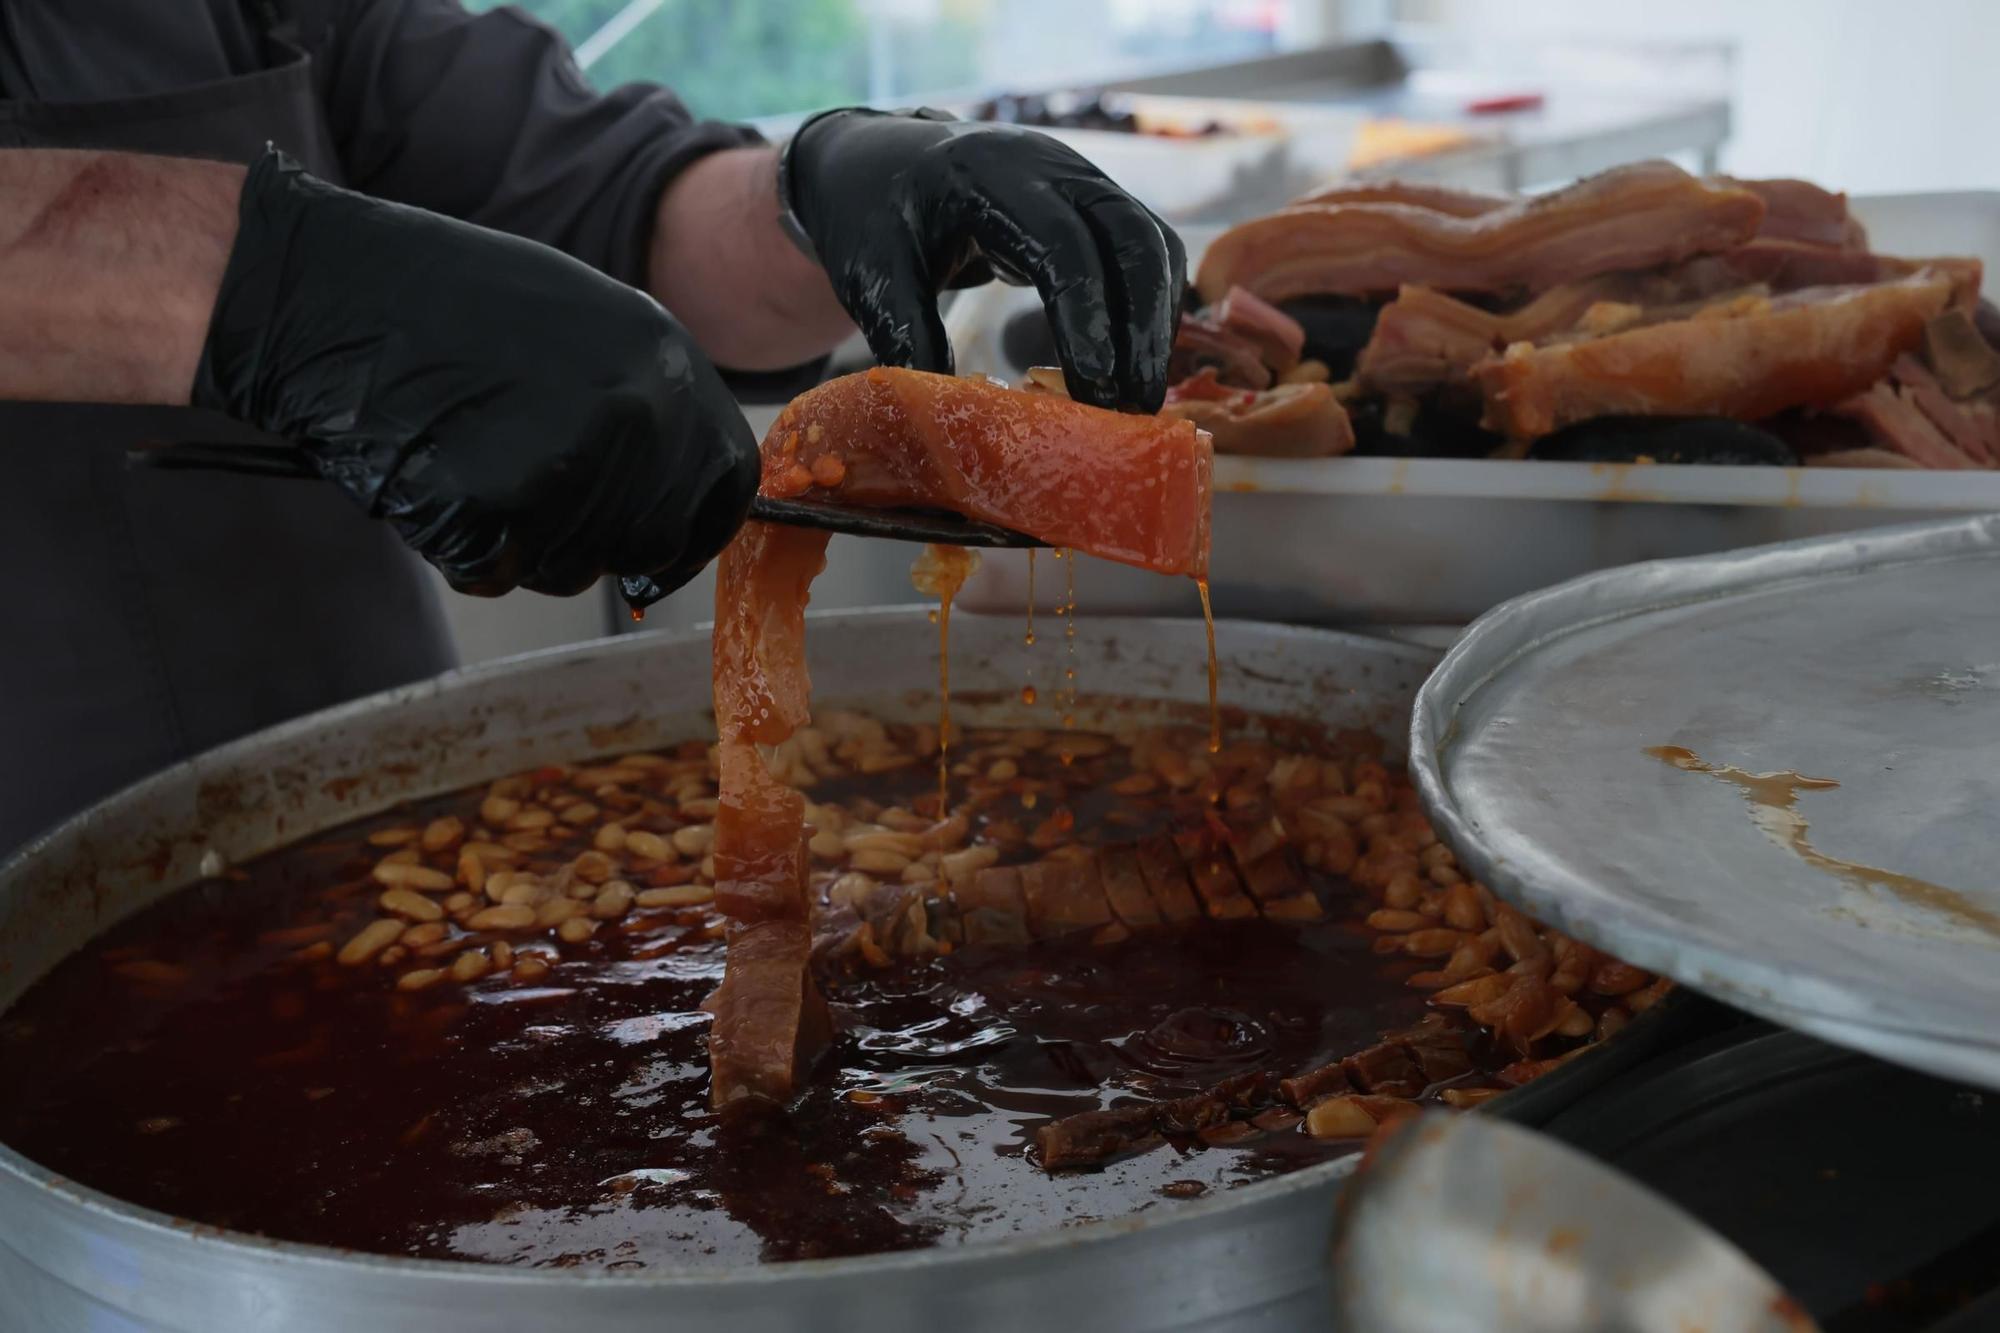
[{"xmin": 0, "ymin": 31, "xmax": 455, "ymax": 855}]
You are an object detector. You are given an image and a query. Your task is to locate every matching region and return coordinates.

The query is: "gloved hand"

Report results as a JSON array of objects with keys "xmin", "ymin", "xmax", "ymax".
[
  {"xmin": 780, "ymin": 108, "xmax": 1187, "ymax": 413},
  {"xmin": 193, "ymin": 149, "xmax": 757, "ymax": 603}
]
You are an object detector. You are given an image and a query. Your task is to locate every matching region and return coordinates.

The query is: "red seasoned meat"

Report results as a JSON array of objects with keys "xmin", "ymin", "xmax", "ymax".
[
  {"xmin": 763, "ymin": 368, "xmax": 1211, "ymax": 577},
  {"xmin": 1473, "ymin": 273, "xmax": 1953, "ymax": 439},
  {"xmin": 706, "ymin": 369, "xmax": 1213, "ymax": 1108},
  {"xmin": 1196, "ymin": 161, "xmax": 1763, "ymax": 304}
]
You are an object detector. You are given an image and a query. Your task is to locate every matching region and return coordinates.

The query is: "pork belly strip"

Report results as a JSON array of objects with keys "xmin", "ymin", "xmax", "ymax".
[
  {"xmin": 1357, "ymin": 246, "xmax": 1984, "ymax": 399},
  {"xmin": 811, "ymin": 832, "xmax": 1334, "ymax": 966},
  {"xmin": 1473, "ymin": 273, "xmax": 1954, "ymax": 439},
  {"xmin": 1355, "ymin": 280, "xmax": 1637, "ymax": 396},
  {"xmin": 1290, "ymin": 178, "xmax": 1511, "ymax": 216},
  {"xmin": 1354, "ymin": 269, "xmax": 1778, "ymax": 398},
  {"xmin": 705, "ymin": 522, "xmax": 835, "ymax": 1107},
  {"xmin": 1721, "ymin": 176, "xmax": 1868, "ymax": 249},
  {"xmin": 1195, "ymin": 161, "xmax": 1764, "ymax": 304},
  {"xmin": 707, "ymin": 370, "xmax": 1213, "ymax": 1108},
  {"xmin": 764, "ymin": 368, "xmax": 1212, "ymax": 578},
  {"xmin": 704, "ymin": 919, "xmax": 831, "ymax": 1108},
  {"xmin": 1692, "ymin": 240, "xmax": 1982, "ymax": 309}
]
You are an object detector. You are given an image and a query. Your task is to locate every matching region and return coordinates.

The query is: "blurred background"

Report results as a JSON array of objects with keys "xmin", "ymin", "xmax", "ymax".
[{"xmin": 440, "ymin": 0, "xmax": 2000, "ymax": 663}]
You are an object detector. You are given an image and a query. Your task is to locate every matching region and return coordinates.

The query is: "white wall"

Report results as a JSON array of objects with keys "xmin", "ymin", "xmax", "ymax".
[{"xmin": 1410, "ymin": 0, "xmax": 2000, "ymax": 194}]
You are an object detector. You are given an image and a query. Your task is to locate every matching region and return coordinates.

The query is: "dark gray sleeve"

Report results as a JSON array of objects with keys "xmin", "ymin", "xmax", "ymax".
[{"xmin": 305, "ymin": 0, "xmax": 763, "ymax": 288}]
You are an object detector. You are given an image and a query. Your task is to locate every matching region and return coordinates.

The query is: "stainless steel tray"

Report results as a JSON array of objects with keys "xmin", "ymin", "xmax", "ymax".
[{"xmin": 1411, "ymin": 513, "xmax": 2000, "ymax": 1092}]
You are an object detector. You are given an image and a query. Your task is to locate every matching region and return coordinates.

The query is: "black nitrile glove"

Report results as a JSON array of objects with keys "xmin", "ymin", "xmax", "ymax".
[
  {"xmin": 779, "ymin": 108, "xmax": 1187, "ymax": 413},
  {"xmin": 193, "ymin": 149, "xmax": 757, "ymax": 602}
]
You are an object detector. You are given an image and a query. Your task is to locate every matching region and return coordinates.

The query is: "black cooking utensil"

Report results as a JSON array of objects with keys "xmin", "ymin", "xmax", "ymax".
[{"xmin": 130, "ymin": 439, "xmax": 1045, "ymax": 567}]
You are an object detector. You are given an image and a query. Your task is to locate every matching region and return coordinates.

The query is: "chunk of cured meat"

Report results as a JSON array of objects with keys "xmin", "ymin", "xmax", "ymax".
[
  {"xmin": 1035, "ymin": 1104, "xmax": 1164, "ymax": 1170},
  {"xmin": 1168, "ymin": 313, "xmax": 1272, "ymax": 391},
  {"xmin": 1229, "ymin": 840, "xmax": 1322, "ymax": 922},
  {"xmin": 1886, "ymin": 353, "xmax": 2000, "ymax": 465},
  {"xmin": 1038, "ymin": 1017, "xmax": 1477, "ymax": 1170},
  {"xmin": 1195, "ymin": 161, "xmax": 1763, "ymax": 304},
  {"xmin": 1162, "ymin": 378, "xmax": 1356, "ymax": 458},
  {"xmin": 1473, "ymin": 273, "xmax": 1954, "ymax": 439},
  {"xmin": 1018, "ymin": 857, "xmax": 1115, "ymax": 938},
  {"xmin": 703, "ymin": 920, "xmax": 832, "ymax": 1108},
  {"xmin": 1135, "ymin": 833, "xmax": 1205, "ymax": 924},
  {"xmin": 1157, "ymin": 1070, "xmax": 1279, "ymax": 1135},
  {"xmin": 1172, "ymin": 828, "xmax": 1258, "ymax": 920},
  {"xmin": 1097, "ymin": 844, "xmax": 1163, "ymax": 930},
  {"xmin": 1721, "ymin": 176, "xmax": 1868, "ymax": 249},
  {"xmin": 953, "ymin": 865, "xmax": 1033, "ymax": 946},
  {"xmin": 810, "ymin": 824, "xmax": 1347, "ymax": 966},
  {"xmin": 707, "ymin": 370, "xmax": 1214, "ymax": 1108},
  {"xmin": 1834, "ymin": 378, "xmax": 1984, "ymax": 470},
  {"xmin": 1355, "ymin": 281, "xmax": 1634, "ymax": 396},
  {"xmin": 1279, "ymin": 1060, "xmax": 1352, "ymax": 1110},
  {"xmin": 1342, "ymin": 1042, "xmax": 1425, "ymax": 1098},
  {"xmin": 1923, "ymin": 308, "xmax": 2000, "ymax": 398},
  {"xmin": 760, "ymin": 367, "xmax": 1212, "ymax": 577},
  {"xmin": 1213, "ymin": 285, "xmax": 1306, "ymax": 373},
  {"xmin": 1386, "ymin": 1014, "xmax": 1474, "ymax": 1085},
  {"xmin": 1290, "ymin": 178, "xmax": 1510, "ymax": 217}
]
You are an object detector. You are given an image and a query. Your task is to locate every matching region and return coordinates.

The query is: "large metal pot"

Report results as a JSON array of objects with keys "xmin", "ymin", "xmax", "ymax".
[{"xmin": 0, "ymin": 610, "xmax": 1446, "ymax": 1333}]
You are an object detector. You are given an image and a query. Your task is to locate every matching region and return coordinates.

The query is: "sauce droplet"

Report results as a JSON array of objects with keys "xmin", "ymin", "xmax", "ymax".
[
  {"xmin": 1020, "ymin": 685, "xmax": 1037, "ymax": 705},
  {"xmin": 1025, "ymin": 549, "xmax": 1036, "ymax": 646},
  {"xmin": 937, "ymin": 590, "xmax": 954, "ymax": 817},
  {"xmin": 1061, "ymin": 549, "xmax": 1079, "ymax": 733},
  {"xmin": 629, "ymin": 606, "xmax": 645, "ymax": 624},
  {"xmin": 1021, "ymin": 790, "xmax": 1038, "ymax": 810},
  {"xmin": 1197, "ymin": 577, "xmax": 1220, "ymax": 754},
  {"xmin": 928, "ymin": 608, "xmax": 939, "ymax": 625}
]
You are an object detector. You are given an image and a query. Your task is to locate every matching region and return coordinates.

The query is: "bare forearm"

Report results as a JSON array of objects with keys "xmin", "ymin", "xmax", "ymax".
[
  {"xmin": 646, "ymin": 146, "xmax": 854, "ymax": 372},
  {"xmin": 0, "ymin": 150, "xmax": 240, "ymax": 404}
]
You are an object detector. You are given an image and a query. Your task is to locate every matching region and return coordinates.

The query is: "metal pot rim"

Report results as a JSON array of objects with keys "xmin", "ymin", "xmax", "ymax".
[{"xmin": 0, "ymin": 608, "xmax": 1431, "ymax": 1287}]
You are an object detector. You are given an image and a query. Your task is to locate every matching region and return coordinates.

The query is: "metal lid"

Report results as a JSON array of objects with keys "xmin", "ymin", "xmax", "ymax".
[{"xmin": 1412, "ymin": 513, "xmax": 2000, "ymax": 1091}]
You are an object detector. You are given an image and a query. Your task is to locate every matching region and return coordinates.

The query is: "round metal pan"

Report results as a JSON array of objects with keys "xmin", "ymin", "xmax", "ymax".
[
  {"xmin": 1411, "ymin": 513, "xmax": 2000, "ymax": 1094},
  {"xmin": 1, "ymin": 610, "xmax": 1455, "ymax": 1333},
  {"xmin": 1541, "ymin": 1025, "xmax": 2000, "ymax": 1327}
]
